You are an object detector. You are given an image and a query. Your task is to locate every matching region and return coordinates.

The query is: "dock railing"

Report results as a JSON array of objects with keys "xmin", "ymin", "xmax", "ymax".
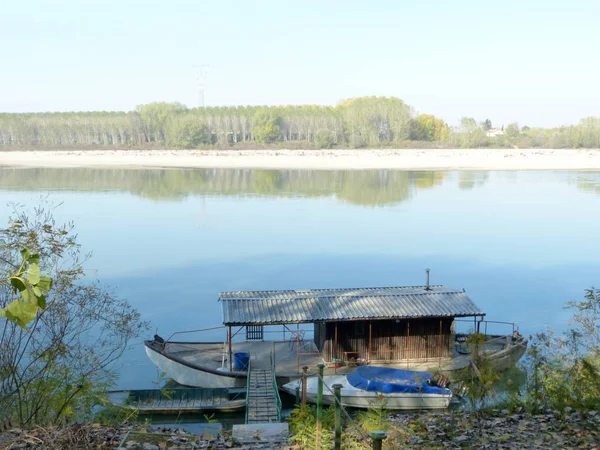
[
  {"xmin": 245, "ymin": 356, "xmax": 252, "ymax": 424},
  {"xmin": 271, "ymin": 350, "xmax": 282, "ymax": 422}
]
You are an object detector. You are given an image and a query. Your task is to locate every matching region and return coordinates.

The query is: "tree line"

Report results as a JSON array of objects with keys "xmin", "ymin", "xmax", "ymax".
[{"xmin": 0, "ymin": 96, "xmax": 599, "ymax": 149}]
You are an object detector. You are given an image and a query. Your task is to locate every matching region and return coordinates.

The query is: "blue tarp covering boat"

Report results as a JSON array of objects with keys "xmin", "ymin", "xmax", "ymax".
[{"xmin": 346, "ymin": 366, "xmax": 451, "ymax": 395}]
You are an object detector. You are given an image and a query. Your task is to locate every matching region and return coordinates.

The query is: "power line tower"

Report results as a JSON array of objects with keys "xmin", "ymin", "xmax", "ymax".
[{"xmin": 193, "ymin": 65, "xmax": 209, "ymax": 107}]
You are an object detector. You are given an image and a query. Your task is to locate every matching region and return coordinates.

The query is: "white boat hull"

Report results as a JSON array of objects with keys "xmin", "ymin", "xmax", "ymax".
[
  {"xmin": 144, "ymin": 344, "xmax": 246, "ymax": 388},
  {"xmin": 282, "ymin": 375, "xmax": 452, "ymax": 410}
]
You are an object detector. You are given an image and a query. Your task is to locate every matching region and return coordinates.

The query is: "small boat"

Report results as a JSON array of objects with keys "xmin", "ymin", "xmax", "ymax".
[
  {"xmin": 282, "ymin": 366, "xmax": 453, "ymax": 410},
  {"xmin": 109, "ymin": 387, "xmax": 246, "ymax": 414}
]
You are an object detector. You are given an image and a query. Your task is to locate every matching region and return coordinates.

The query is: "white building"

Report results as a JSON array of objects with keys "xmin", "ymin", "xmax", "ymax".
[{"xmin": 486, "ymin": 128, "xmax": 504, "ymax": 137}]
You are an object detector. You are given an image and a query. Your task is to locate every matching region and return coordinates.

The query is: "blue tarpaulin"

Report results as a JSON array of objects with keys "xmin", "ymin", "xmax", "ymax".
[{"xmin": 346, "ymin": 366, "xmax": 451, "ymax": 395}]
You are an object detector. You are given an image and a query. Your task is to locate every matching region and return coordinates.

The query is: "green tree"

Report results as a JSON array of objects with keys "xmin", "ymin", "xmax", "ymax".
[
  {"xmin": 0, "ymin": 204, "xmax": 147, "ymax": 426},
  {"xmin": 455, "ymin": 117, "xmax": 486, "ymax": 147},
  {"xmin": 167, "ymin": 116, "xmax": 211, "ymax": 148},
  {"xmin": 504, "ymin": 122, "xmax": 520, "ymax": 140},
  {"xmin": 136, "ymin": 102, "xmax": 187, "ymax": 143},
  {"xmin": 412, "ymin": 114, "xmax": 449, "ymax": 141},
  {"xmin": 252, "ymin": 109, "xmax": 282, "ymax": 143},
  {"xmin": 482, "ymin": 119, "xmax": 492, "ymax": 130},
  {"xmin": 315, "ymin": 129, "xmax": 336, "ymax": 149}
]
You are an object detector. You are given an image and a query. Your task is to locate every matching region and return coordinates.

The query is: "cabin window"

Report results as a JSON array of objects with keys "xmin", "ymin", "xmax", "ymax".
[
  {"xmin": 354, "ymin": 322, "xmax": 365, "ymax": 336},
  {"xmin": 246, "ymin": 325, "xmax": 264, "ymax": 341}
]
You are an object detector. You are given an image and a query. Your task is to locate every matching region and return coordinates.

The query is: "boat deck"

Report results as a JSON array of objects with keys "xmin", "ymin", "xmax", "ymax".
[
  {"xmin": 165, "ymin": 340, "xmax": 324, "ymax": 378},
  {"xmin": 164, "ymin": 335, "xmax": 527, "ymax": 381}
]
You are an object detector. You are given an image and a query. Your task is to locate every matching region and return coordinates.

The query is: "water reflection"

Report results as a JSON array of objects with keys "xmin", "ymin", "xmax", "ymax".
[
  {"xmin": 0, "ymin": 167, "xmax": 455, "ymax": 206},
  {"xmin": 571, "ymin": 172, "xmax": 600, "ymax": 196},
  {"xmin": 458, "ymin": 172, "xmax": 490, "ymax": 190}
]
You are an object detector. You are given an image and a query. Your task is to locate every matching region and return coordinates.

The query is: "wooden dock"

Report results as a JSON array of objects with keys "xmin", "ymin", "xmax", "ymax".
[
  {"xmin": 246, "ymin": 368, "xmax": 280, "ymax": 423},
  {"xmin": 245, "ymin": 350, "xmax": 282, "ymax": 424}
]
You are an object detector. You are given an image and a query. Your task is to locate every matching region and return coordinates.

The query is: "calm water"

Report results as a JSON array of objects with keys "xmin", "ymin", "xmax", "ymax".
[{"xmin": 1, "ymin": 167, "xmax": 600, "ymax": 391}]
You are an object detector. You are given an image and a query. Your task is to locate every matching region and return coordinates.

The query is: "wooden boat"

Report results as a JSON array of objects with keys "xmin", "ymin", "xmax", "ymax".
[
  {"xmin": 145, "ymin": 273, "xmax": 528, "ymax": 388},
  {"xmin": 109, "ymin": 387, "xmax": 246, "ymax": 414},
  {"xmin": 282, "ymin": 366, "xmax": 453, "ymax": 410}
]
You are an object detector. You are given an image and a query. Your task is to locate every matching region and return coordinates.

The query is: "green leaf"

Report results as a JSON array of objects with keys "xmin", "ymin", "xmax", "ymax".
[
  {"xmin": 9, "ymin": 277, "xmax": 27, "ymax": 293},
  {"xmin": 37, "ymin": 276, "xmax": 53, "ymax": 293},
  {"xmin": 32, "ymin": 286, "xmax": 42, "ymax": 297},
  {"xmin": 20, "ymin": 248, "xmax": 30, "ymax": 261},
  {"xmin": 27, "ymin": 263, "xmax": 41, "ymax": 284},
  {"xmin": 28, "ymin": 253, "xmax": 40, "ymax": 264},
  {"xmin": 37, "ymin": 294, "xmax": 46, "ymax": 310},
  {"xmin": 20, "ymin": 288, "xmax": 30, "ymax": 302},
  {"xmin": 5, "ymin": 301, "xmax": 38, "ymax": 328}
]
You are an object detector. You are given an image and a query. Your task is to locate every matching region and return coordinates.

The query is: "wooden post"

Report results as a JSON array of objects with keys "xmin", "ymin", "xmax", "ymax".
[
  {"xmin": 368, "ymin": 321, "xmax": 372, "ymax": 362},
  {"xmin": 406, "ymin": 320, "xmax": 410, "ymax": 370},
  {"xmin": 296, "ymin": 333, "xmax": 300, "ymax": 374},
  {"xmin": 370, "ymin": 431, "xmax": 387, "ymax": 450},
  {"xmin": 334, "ymin": 322, "xmax": 338, "ymax": 361},
  {"xmin": 301, "ymin": 366, "xmax": 308, "ymax": 405},
  {"xmin": 228, "ymin": 326, "xmax": 233, "ymax": 372},
  {"xmin": 333, "ymin": 383, "xmax": 342, "ymax": 450},
  {"xmin": 439, "ymin": 319, "xmax": 443, "ymax": 367},
  {"xmin": 316, "ymin": 363, "xmax": 325, "ymax": 450}
]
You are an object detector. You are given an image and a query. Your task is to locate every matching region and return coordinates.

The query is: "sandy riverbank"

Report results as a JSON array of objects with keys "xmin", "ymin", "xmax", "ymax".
[{"xmin": 2, "ymin": 149, "xmax": 600, "ymax": 171}]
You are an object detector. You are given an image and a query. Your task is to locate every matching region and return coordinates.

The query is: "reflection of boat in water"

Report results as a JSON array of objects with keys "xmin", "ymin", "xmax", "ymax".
[
  {"xmin": 145, "ymin": 271, "xmax": 528, "ymax": 388},
  {"xmin": 109, "ymin": 387, "xmax": 246, "ymax": 414},
  {"xmin": 282, "ymin": 366, "xmax": 453, "ymax": 410}
]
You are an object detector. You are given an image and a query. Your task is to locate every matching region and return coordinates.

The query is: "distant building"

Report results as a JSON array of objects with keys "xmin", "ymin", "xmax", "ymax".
[{"xmin": 486, "ymin": 128, "xmax": 504, "ymax": 137}]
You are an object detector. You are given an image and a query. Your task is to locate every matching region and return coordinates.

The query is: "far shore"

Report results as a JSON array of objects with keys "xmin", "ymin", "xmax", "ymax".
[{"xmin": 2, "ymin": 149, "xmax": 600, "ymax": 171}]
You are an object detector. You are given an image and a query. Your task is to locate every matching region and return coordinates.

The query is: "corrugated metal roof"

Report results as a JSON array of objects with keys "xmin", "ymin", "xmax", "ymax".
[{"xmin": 219, "ymin": 285, "xmax": 484, "ymax": 325}]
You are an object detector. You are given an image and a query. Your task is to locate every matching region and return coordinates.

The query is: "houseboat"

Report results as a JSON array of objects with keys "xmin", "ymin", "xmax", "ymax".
[{"xmin": 145, "ymin": 273, "xmax": 528, "ymax": 388}]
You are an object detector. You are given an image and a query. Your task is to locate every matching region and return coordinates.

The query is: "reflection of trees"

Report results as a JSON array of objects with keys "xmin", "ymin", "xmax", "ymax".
[
  {"xmin": 458, "ymin": 172, "xmax": 490, "ymax": 190},
  {"xmin": 572, "ymin": 173, "xmax": 600, "ymax": 196},
  {"xmin": 0, "ymin": 168, "xmax": 452, "ymax": 206}
]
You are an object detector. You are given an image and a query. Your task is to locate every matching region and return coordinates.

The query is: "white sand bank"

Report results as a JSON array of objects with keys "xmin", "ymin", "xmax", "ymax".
[{"xmin": 2, "ymin": 149, "xmax": 600, "ymax": 171}]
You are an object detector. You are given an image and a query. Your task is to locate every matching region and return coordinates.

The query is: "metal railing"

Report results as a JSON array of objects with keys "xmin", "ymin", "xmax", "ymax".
[
  {"xmin": 270, "ymin": 350, "xmax": 282, "ymax": 422},
  {"xmin": 244, "ymin": 356, "xmax": 251, "ymax": 424},
  {"xmin": 454, "ymin": 319, "xmax": 518, "ymax": 336}
]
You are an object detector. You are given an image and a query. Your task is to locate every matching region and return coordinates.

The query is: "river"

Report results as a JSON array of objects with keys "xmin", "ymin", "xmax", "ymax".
[{"xmin": 1, "ymin": 167, "xmax": 600, "ymax": 391}]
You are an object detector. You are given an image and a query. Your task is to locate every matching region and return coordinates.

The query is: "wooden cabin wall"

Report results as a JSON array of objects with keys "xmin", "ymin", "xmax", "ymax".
[
  {"xmin": 321, "ymin": 318, "xmax": 453, "ymax": 362},
  {"xmin": 314, "ymin": 322, "xmax": 326, "ymax": 352}
]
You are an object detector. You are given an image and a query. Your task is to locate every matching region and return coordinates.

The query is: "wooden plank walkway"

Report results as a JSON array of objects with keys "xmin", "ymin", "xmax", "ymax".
[{"xmin": 246, "ymin": 368, "xmax": 280, "ymax": 424}]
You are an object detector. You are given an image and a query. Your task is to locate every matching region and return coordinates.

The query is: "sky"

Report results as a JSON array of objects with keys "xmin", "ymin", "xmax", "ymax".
[{"xmin": 1, "ymin": 0, "xmax": 599, "ymax": 127}]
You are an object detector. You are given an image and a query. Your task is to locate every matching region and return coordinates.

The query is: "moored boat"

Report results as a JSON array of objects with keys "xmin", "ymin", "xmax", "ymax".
[
  {"xmin": 282, "ymin": 366, "xmax": 453, "ymax": 410},
  {"xmin": 109, "ymin": 387, "xmax": 246, "ymax": 414},
  {"xmin": 145, "ymin": 271, "xmax": 528, "ymax": 388}
]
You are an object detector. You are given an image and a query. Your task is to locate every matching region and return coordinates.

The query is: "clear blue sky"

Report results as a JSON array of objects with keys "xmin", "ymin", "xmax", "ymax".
[{"xmin": 1, "ymin": 0, "xmax": 599, "ymax": 127}]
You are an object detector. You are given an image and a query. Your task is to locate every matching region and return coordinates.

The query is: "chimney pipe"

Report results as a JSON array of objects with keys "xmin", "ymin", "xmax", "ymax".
[{"xmin": 425, "ymin": 268, "xmax": 431, "ymax": 290}]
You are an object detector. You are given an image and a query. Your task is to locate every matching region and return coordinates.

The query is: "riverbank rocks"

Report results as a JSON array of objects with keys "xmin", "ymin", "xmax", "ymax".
[
  {"xmin": 0, "ymin": 423, "xmax": 292, "ymax": 450},
  {"xmin": 1, "ymin": 411, "xmax": 600, "ymax": 449},
  {"xmin": 386, "ymin": 409, "xmax": 600, "ymax": 449}
]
